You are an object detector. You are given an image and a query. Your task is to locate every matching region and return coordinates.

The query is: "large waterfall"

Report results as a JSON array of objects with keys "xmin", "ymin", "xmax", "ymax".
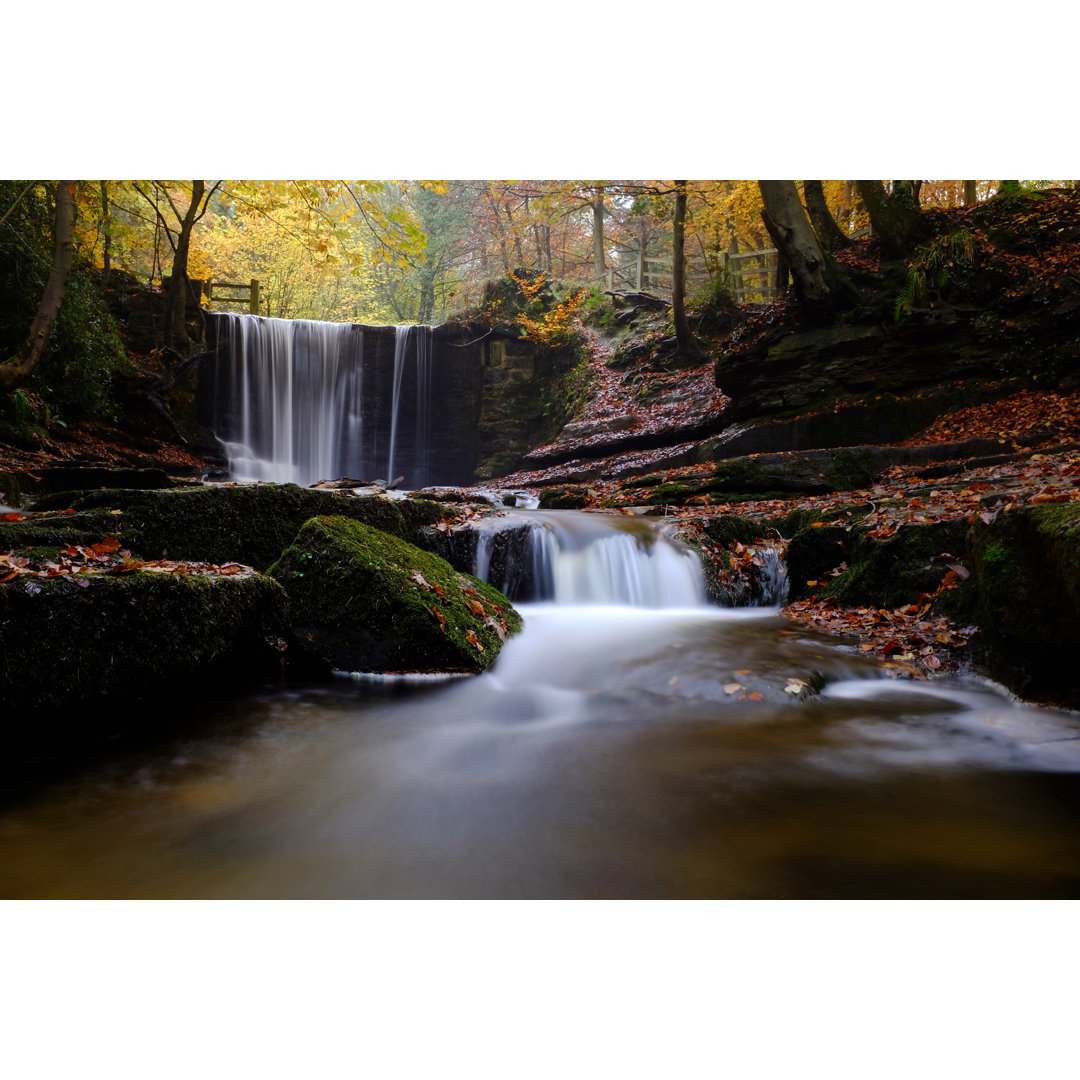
[{"xmin": 207, "ymin": 313, "xmax": 437, "ymax": 487}]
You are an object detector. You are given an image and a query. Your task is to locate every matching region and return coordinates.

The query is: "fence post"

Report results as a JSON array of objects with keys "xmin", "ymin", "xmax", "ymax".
[
  {"xmin": 636, "ymin": 250, "xmax": 644, "ymax": 290},
  {"xmin": 249, "ymin": 279, "xmax": 260, "ymax": 316}
]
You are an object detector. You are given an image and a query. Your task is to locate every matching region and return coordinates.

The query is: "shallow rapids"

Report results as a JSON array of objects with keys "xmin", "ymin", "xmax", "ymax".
[{"xmin": 1, "ymin": 599, "xmax": 1078, "ymax": 899}]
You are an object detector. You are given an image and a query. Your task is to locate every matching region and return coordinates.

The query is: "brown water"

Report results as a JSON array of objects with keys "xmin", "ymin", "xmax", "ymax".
[{"xmin": 1, "ymin": 603, "xmax": 1078, "ymax": 899}]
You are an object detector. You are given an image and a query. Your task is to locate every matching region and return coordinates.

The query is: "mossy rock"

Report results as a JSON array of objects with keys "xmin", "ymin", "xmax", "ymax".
[
  {"xmin": 702, "ymin": 515, "xmax": 768, "ymax": 547},
  {"xmin": 0, "ymin": 569, "xmax": 288, "ymax": 721},
  {"xmin": 966, "ymin": 504, "xmax": 1080, "ymax": 700},
  {"xmin": 820, "ymin": 520, "xmax": 969, "ymax": 610},
  {"xmin": 538, "ymin": 486, "xmax": 590, "ymax": 510},
  {"xmin": 712, "ymin": 455, "xmax": 833, "ymax": 494},
  {"xmin": 0, "ymin": 510, "xmax": 124, "ymax": 554},
  {"xmin": 269, "ymin": 516, "xmax": 523, "ymax": 674},
  {"xmin": 785, "ymin": 525, "xmax": 850, "ymax": 601},
  {"xmin": 55, "ymin": 485, "xmax": 451, "ymax": 571},
  {"xmin": 0, "ymin": 471, "xmax": 20, "ymax": 508}
]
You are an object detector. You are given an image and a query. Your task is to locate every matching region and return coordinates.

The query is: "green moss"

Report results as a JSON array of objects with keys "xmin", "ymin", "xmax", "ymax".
[
  {"xmin": 965, "ymin": 504, "xmax": 1080, "ymax": 699},
  {"xmin": 702, "ymin": 515, "xmax": 767, "ymax": 547},
  {"xmin": 269, "ymin": 516, "xmax": 522, "ymax": 674},
  {"xmin": 0, "ymin": 390, "xmax": 48, "ymax": 450},
  {"xmin": 821, "ymin": 520, "xmax": 969, "ymax": 610},
  {"xmin": 57, "ymin": 485, "xmax": 451, "ymax": 571},
  {"xmin": 824, "ymin": 448, "xmax": 876, "ymax": 491},
  {"xmin": 785, "ymin": 525, "xmax": 850, "ymax": 601},
  {"xmin": 539, "ymin": 486, "xmax": 591, "ymax": 510},
  {"xmin": 0, "ymin": 570, "xmax": 288, "ymax": 719},
  {"xmin": 0, "ymin": 510, "xmax": 123, "ymax": 552}
]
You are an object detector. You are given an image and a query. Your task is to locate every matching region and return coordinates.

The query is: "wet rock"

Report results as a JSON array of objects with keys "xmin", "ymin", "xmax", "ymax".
[{"xmin": 269, "ymin": 516, "xmax": 522, "ymax": 674}]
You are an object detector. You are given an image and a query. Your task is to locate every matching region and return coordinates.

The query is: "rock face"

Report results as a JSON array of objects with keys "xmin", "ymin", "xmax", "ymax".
[
  {"xmin": 268, "ymin": 516, "xmax": 523, "ymax": 674},
  {"xmin": 0, "ymin": 569, "xmax": 288, "ymax": 721}
]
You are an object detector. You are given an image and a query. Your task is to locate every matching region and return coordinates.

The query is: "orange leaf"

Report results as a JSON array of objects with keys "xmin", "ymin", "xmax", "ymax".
[{"xmin": 466, "ymin": 629, "xmax": 485, "ymax": 652}]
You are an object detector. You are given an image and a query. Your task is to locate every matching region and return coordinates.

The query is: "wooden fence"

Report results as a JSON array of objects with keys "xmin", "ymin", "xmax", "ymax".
[
  {"xmin": 206, "ymin": 279, "xmax": 261, "ymax": 315},
  {"xmin": 591, "ymin": 227, "xmax": 870, "ymax": 305}
]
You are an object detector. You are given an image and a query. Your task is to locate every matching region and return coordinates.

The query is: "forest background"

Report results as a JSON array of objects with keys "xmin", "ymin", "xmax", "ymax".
[{"xmin": 2, "ymin": 4, "xmax": 1076, "ymax": 1080}]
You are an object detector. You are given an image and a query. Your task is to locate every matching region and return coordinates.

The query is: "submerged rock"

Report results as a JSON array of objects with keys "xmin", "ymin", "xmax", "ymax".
[{"xmin": 269, "ymin": 516, "xmax": 523, "ymax": 674}]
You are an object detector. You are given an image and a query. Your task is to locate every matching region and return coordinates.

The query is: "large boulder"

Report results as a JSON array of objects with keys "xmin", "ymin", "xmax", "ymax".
[
  {"xmin": 269, "ymin": 516, "xmax": 523, "ymax": 674},
  {"xmin": 0, "ymin": 568, "xmax": 288, "ymax": 722},
  {"xmin": 962, "ymin": 504, "xmax": 1080, "ymax": 701}
]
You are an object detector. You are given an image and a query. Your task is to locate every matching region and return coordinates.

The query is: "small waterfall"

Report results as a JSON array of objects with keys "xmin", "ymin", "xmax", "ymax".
[
  {"xmin": 466, "ymin": 511, "xmax": 705, "ymax": 608},
  {"xmin": 756, "ymin": 545, "xmax": 790, "ymax": 606},
  {"xmin": 207, "ymin": 314, "xmax": 436, "ymax": 488}
]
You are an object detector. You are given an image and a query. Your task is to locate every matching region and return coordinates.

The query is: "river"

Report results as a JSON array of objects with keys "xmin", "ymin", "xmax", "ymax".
[{"xmin": 0, "ymin": 511, "xmax": 1078, "ymax": 898}]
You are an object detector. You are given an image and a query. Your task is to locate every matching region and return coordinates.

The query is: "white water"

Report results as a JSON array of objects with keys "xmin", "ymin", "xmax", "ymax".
[
  {"xmin": 467, "ymin": 510, "xmax": 705, "ymax": 606},
  {"xmin": 210, "ymin": 314, "xmax": 433, "ymax": 487},
  {"xmin": 386, "ymin": 325, "xmax": 432, "ymax": 486}
]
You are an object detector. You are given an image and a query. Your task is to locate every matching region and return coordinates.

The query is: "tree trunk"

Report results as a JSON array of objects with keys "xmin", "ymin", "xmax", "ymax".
[
  {"xmin": 592, "ymin": 187, "xmax": 606, "ymax": 279},
  {"xmin": 671, "ymin": 181, "xmax": 701, "ymax": 362},
  {"xmin": 758, "ymin": 180, "xmax": 830, "ymax": 301},
  {"xmin": 417, "ymin": 269, "xmax": 435, "ymax": 323},
  {"xmin": 855, "ymin": 180, "xmax": 927, "ymax": 258},
  {"xmin": 0, "ymin": 181, "xmax": 76, "ymax": 395},
  {"xmin": 963, "ymin": 181, "xmax": 978, "ymax": 206},
  {"xmin": 99, "ymin": 180, "xmax": 112, "ymax": 295},
  {"xmin": 802, "ymin": 180, "xmax": 850, "ymax": 251},
  {"xmin": 165, "ymin": 180, "xmax": 205, "ymax": 351}
]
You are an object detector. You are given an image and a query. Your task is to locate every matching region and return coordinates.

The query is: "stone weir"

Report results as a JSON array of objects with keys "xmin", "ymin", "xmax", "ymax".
[{"xmin": 199, "ymin": 314, "xmax": 580, "ymax": 488}]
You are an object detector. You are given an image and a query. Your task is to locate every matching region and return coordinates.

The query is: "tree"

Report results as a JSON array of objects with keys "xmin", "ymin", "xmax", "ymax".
[
  {"xmin": 802, "ymin": 181, "xmax": 850, "ymax": 252},
  {"xmin": 855, "ymin": 181, "xmax": 929, "ymax": 258},
  {"xmin": 671, "ymin": 181, "xmax": 702, "ymax": 362},
  {"xmin": 132, "ymin": 181, "xmax": 221, "ymax": 350},
  {"xmin": 758, "ymin": 180, "xmax": 831, "ymax": 301},
  {"xmin": 0, "ymin": 181, "xmax": 75, "ymax": 395}
]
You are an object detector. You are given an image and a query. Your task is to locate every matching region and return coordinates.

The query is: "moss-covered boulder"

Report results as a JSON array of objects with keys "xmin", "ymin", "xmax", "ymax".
[
  {"xmin": 965, "ymin": 504, "xmax": 1080, "ymax": 700},
  {"xmin": 49, "ymin": 484, "xmax": 451, "ymax": 571},
  {"xmin": 269, "ymin": 516, "xmax": 523, "ymax": 674},
  {"xmin": 538, "ymin": 485, "xmax": 591, "ymax": 509},
  {"xmin": 812, "ymin": 520, "xmax": 969, "ymax": 609},
  {"xmin": 0, "ymin": 510, "xmax": 126, "ymax": 559},
  {"xmin": 0, "ymin": 569, "xmax": 288, "ymax": 721}
]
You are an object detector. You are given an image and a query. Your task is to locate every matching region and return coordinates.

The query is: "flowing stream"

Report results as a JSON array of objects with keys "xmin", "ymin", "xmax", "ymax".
[{"xmin": 1, "ymin": 511, "xmax": 1079, "ymax": 899}]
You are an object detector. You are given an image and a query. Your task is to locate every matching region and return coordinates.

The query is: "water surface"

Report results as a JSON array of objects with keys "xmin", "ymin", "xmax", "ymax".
[{"xmin": 1, "ymin": 603, "xmax": 1077, "ymax": 899}]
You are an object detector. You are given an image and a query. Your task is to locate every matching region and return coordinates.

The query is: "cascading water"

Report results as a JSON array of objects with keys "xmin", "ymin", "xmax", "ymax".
[
  {"xmin": 208, "ymin": 313, "xmax": 435, "ymax": 487},
  {"xmin": 466, "ymin": 510, "xmax": 704, "ymax": 607}
]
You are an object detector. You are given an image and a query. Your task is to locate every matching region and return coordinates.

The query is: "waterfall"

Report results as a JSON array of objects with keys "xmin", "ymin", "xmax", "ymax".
[
  {"xmin": 387, "ymin": 325, "xmax": 432, "ymax": 487},
  {"xmin": 208, "ymin": 313, "xmax": 435, "ymax": 488},
  {"xmin": 466, "ymin": 510, "xmax": 705, "ymax": 608}
]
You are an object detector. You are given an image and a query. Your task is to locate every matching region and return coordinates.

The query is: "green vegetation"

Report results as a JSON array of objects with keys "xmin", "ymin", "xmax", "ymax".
[
  {"xmin": 0, "ymin": 569, "xmax": 288, "ymax": 719},
  {"xmin": 268, "ymin": 516, "xmax": 522, "ymax": 674}
]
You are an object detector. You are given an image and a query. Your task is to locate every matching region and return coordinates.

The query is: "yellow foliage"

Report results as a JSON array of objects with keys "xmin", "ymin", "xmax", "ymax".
[{"xmin": 508, "ymin": 270, "xmax": 586, "ymax": 347}]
